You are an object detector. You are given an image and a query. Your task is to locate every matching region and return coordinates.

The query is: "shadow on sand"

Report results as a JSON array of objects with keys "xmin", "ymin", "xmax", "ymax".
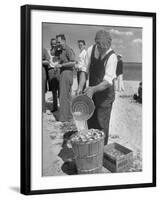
[
  {"xmin": 9, "ymin": 186, "xmax": 20, "ymax": 193},
  {"xmin": 58, "ymin": 131, "xmax": 77, "ymax": 175},
  {"xmin": 45, "ymin": 101, "xmax": 53, "ymax": 111}
]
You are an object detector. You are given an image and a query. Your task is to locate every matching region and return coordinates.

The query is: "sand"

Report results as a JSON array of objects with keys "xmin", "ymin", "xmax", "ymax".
[{"xmin": 42, "ymin": 80, "xmax": 142, "ymax": 176}]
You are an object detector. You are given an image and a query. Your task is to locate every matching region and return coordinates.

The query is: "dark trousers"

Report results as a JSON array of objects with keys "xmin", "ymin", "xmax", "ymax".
[
  {"xmin": 87, "ymin": 103, "xmax": 113, "ymax": 145},
  {"xmin": 59, "ymin": 70, "xmax": 73, "ymax": 122},
  {"xmin": 48, "ymin": 69, "xmax": 60, "ymax": 110},
  {"xmin": 42, "ymin": 66, "xmax": 47, "ymax": 112}
]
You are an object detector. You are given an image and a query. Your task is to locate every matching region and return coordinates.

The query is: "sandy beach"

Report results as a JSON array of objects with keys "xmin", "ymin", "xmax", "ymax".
[{"xmin": 42, "ymin": 80, "xmax": 142, "ymax": 176}]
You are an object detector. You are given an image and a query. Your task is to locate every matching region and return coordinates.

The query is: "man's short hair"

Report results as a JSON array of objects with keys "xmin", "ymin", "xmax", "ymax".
[
  {"xmin": 78, "ymin": 40, "xmax": 86, "ymax": 45},
  {"xmin": 95, "ymin": 30, "xmax": 112, "ymax": 44},
  {"xmin": 56, "ymin": 34, "xmax": 66, "ymax": 41}
]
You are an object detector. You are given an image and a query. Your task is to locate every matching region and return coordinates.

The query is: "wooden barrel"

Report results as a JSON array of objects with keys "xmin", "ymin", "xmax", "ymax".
[{"xmin": 71, "ymin": 136, "xmax": 104, "ymax": 174}]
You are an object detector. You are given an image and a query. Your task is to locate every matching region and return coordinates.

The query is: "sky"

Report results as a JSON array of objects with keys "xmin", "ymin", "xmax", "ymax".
[{"xmin": 42, "ymin": 23, "xmax": 142, "ymax": 63}]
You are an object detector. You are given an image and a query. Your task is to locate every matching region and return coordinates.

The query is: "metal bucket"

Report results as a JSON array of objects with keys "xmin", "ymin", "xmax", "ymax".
[{"xmin": 71, "ymin": 95, "xmax": 95, "ymax": 121}]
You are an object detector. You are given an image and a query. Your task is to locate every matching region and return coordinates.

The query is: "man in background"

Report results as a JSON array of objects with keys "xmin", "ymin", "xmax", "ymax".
[
  {"xmin": 55, "ymin": 34, "xmax": 76, "ymax": 122},
  {"xmin": 47, "ymin": 38, "xmax": 60, "ymax": 112}
]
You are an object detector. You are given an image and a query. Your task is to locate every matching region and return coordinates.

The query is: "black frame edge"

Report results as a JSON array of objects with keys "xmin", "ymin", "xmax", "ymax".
[
  {"xmin": 23, "ymin": 4, "xmax": 156, "ymax": 16},
  {"xmin": 23, "ymin": 183, "xmax": 155, "ymax": 195},
  {"xmin": 20, "ymin": 5, "xmax": 31, "ymax": 195},
  {"xmin": 152, "ymin": 13, "xmax": 156, "ymax": 187}
]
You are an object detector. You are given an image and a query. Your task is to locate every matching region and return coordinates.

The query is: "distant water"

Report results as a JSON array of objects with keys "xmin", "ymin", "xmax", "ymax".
[
  {"xmin": 123, "ymin": 62, "xmax": 142, "ymax": 81},
  {"xmin": 73, "ymin": 62, "xmax": 142, "ymax": 81}
]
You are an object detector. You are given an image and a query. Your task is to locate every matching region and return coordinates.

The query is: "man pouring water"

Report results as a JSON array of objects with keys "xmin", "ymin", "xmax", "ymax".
[{"xmin": 76, "ymin": 30, "xmax": 117, "ymax": 145}]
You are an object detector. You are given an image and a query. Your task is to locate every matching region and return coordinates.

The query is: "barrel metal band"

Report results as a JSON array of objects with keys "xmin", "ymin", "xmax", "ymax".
[
  {"xmin": 74, "ymin": 152, "xmax": 103, "ymax": 159},
  {"xmin": 78, "ymin": 166, "xmax": 102, "ymax": 173}
]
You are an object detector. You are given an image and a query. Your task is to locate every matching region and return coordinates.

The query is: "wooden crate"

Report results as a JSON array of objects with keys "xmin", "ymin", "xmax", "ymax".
[{"xmin": 103, "ymin": 143, "xmax": 133, "ymax": 172}]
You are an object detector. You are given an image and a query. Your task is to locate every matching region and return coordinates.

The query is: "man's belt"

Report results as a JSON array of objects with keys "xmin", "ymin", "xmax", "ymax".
[{"xmin": 60, "ymin": 66, "xmax": 73, "ymax": 73}]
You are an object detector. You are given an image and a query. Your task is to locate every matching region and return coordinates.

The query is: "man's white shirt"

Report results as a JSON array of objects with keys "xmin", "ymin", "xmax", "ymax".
[
  {"xmin": 81, "ymin": 45, "xmax": 117, "ymax": 85},
  {"xmin": 77, "ymin": 48, "xmax": 87, "ymax": 71}
]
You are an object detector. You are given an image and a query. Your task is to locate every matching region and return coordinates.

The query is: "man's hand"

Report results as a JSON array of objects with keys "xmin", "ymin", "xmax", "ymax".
[
  {"xmin": 84, "ymin": 87, "xmax": 95, "ymax": 98},
  {"xmin": 55, "ymin": 63, "xmax": 62, "ymax": 68},
  {"xmin": 49, "ymin": 61, "xmax": 59, "ymax": 68},
  {"xmin": 75, "ymin": 87, "xmax": 83, "ymax": 96}
]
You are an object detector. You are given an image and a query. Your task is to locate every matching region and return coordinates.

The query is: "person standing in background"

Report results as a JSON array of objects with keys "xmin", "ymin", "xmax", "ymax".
[
  {"xmin": 47, "ymin": 38, "xmax": 60, "ymax": 112},
  {"xmin": 42, "ymin": 48, "xmax": 50, "ymax": 113},
  {"xmin": 76, "ymin": 40, "xmax": 87, "ymax": 90},
  {"xmin": 115, "ymin": 54, "xmax": 125, "ymax": 92},
  {"xmin": 77, "ymin": 30, "xmax": 117, "ymax": 145},
  {"xmin": 55, "ymin": 34, "xmax": 76, "ymax": 122}
]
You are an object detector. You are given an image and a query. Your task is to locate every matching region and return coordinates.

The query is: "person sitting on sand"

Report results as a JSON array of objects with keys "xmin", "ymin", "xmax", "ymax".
[{"xmin": 133, "ymin": 82, "xmax": 142, "ymax": 103}]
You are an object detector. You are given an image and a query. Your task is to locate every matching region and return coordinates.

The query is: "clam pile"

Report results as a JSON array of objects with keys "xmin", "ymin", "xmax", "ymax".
[
  {"xmin": 106, "ymin": 148, "xmax": 124, "ymax": 159},
  {"xmin": 71, "ymin": 129, "xmax": 104, "ymax": 143}
]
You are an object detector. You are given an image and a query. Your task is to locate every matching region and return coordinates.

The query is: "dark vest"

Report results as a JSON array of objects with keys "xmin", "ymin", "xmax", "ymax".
[{"xmin": 89, "ymin": 45, "xmax": 115, "ymax": 107}]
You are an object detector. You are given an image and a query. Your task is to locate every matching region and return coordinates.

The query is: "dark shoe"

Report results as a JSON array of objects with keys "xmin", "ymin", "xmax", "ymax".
[{"xmin": 51, "ymin": 107, "xmax": 58, "ymax": 112}]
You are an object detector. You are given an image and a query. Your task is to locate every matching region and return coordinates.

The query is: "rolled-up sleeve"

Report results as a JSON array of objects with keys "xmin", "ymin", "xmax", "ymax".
[
  {"xmin": 80, "ymin": 45, "xmax": 93, "ymax": 73},
  {"xmin": 103, "ymin": 53, "xmax": 117, "ymax": 85}
]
